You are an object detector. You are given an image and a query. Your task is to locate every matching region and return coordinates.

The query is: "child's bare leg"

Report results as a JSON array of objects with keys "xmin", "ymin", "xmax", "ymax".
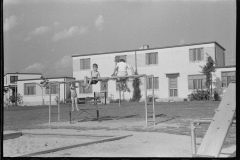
[
  {"xmin": 74, "ymin": 98, "xmax": 79, "ymax": 110},
  {"xmin": 71, "ymin": 97, "xmax": 75, "ymax": 111},
  {"xmin": 85, "ymin": 79, "xmax": 92, "ymax": 89},
  {"xmin": 82, "ymin": 76, "xmax": 88, "ymax": 87}
]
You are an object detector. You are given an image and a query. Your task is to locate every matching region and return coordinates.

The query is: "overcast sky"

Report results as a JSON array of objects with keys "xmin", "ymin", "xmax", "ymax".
[{"xmin": 3, "ymin": 0, "xmax": 236, "ymax": 77}]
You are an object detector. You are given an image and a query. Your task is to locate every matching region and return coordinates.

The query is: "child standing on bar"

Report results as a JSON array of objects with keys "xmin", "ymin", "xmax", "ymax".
[
  {"xmin": 82, "ymin": 63, "xmax": 101, "ymax": 89},
  {"xmin": 70, "ymin": 82, "xmax": 79, "ymax": 111}
]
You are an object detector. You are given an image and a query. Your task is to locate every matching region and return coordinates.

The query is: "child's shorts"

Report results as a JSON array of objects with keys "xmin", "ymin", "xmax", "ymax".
[
  {"xmin": 87, "ymin": 79, "xmax": 98, "ymax": 84},
  {"xmin": 117, "ymin": 71, "xmax": 128, "ymax": 77}
]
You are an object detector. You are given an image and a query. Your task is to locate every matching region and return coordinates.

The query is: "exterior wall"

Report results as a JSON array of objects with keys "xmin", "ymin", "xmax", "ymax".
[
  {"xmin": 212, "ymin": 67, "xmax": 236, "ymax": 97},
  {"xmin": 17, "ymin": 78, "xmax": 74, "ymax": 106},
  {"xmin": 3, "ymin": 73, "xmax": 42, "ymax": 106},
  {"xmin": 215, "ymin": 44, "xmax": 225, "ymax": 66},
  {"xmin": 4, "ymin": 74, "xmax": 42, "ymax": 86},
  {"xmin": 72, "ymin": 43, "xmax": 219, "ymax": 102}
]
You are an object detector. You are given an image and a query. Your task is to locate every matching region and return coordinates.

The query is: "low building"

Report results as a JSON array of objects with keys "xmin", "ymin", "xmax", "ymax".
[
  {"xmin": 4, "ymin": 73, "xmax": 42, "ymax": 106},
  {"xmin": 17, "ymin": 77, "xmax": 75, "ymax": 106},
  {"xmin": 71, "ymin": 41, "xmax": 235, "ymax": 102},
  {"xmin": 213, "ymin": 66, "xmax": 236, "ymax": 98}
]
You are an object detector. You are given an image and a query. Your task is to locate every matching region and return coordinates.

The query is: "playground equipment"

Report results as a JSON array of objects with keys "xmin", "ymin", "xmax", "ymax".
[
  {"xmin": 68, "ymin": 92, "xmax": 104, "ymax": 123},
  {"xmin": 190, "ymin": 81, "xmax": 236, "ymax": 157},
  {"xmin": 48, "ymin": 74, "xmax": 156, "ymax": 127}
]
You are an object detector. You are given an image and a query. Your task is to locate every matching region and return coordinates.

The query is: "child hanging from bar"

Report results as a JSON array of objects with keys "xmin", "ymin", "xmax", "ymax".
[
  {"xmin": 70, "ymin": 82, "xmax": 79, "ymax": 111},
  {"xmin": 82, "ymin": 63, "xmax": 101, "ymax": 89}
]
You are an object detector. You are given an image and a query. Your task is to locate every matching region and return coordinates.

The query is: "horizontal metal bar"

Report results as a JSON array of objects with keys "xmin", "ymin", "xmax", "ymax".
[{"xmin": 48, "ymin": 74, "xmax": 154, "ymax": 84}]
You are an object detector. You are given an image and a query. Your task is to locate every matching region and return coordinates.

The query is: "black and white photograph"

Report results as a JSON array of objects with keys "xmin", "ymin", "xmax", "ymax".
[{"xmin": 2, "ymin": 0, "xmax": 236, "ymax": 158}]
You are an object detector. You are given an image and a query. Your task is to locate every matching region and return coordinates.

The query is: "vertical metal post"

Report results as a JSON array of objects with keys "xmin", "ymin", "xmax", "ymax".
[
  {"xmin": 191, "ymin": 122, "xmax": 197, "ymax": 155},
  {"xmin": 119, "ymin": 82, "xmax": 121, "ymax": 106},
  {"xmin": 8, "ymin": 85, "xmax": 10, "ymax": 106},
  {"xmin": 15, "ymin": 82, "xmax": 17, "ymax": 106},
  {"xmin": 105, "ymin": 91, "xmax": 107, "ymax": 105},
  {"xmin": 135, "ymin": 51, "xmax": 137, "ymax": 73},
  {"xmin": 152, "ymin": 76, "xmax": 155, "ymax": 125},
  {"xmin": 58, "ymin": 83, "xmax": 60, "ymax": 122},
  {"xmin": 49, "ymin": 83, "xmax": 51, "ymax": 124},
  {"xmin": 144, "ymin": 76, "xmax": 148, "ymax": 127}
]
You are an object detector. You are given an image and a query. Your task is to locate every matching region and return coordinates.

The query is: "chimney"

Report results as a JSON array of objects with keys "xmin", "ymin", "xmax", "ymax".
[{"xmin": 139, "ymin": 45, "xmax": 149, "ymax": 50}]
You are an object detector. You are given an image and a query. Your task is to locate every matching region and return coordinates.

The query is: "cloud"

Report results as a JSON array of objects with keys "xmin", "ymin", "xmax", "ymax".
[
  {"xmin": 30, "ymin": 26, "xmax": 51, "ymax": 36},
  {"xmin": 22, "ymin": 63, "xmax": 46, "ymax": 73},
  {"xmin": 43, "ymin": 55, "xmax": 72, "ymax": 77},
  {"xmin": 52, "ymin": 26, "xmax": 87, "ymax": 41},
  {"xmin": 95, "ymin": 15, "xmax": 104, "ymax": 31},
  {"xmin": 53, "ymin": 21, "xmax": 60, "ymax": 27},
  {"xmin": 179, "ymin": 39, "xmax": 185, "ymax": 45},
  {"xmin": 54, "ymin": 55, "xmax": 72, "ymax": 69},
  {"xmin": 24, "ymin": 26, "xmax": 51, "ymax": 41},
  {"xmin": 4, "ymin": 15, "xmax": 18, "ymax": 32}
]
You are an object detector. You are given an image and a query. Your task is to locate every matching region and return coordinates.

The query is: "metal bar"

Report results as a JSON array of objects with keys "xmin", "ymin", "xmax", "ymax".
[
  {"xmin": 58, "ymin": 83, "xmax": 60, "ymax": 122},
  {"xmin": 190, "ymin": 119, "xmax": 236, "ymax": 157},
  {"xmin": 48, "ymin": 74, "xmax": 154, "ymax": 84},
  {"xmin": 119, "ymin": 84, "xmax": 121, "ymax": 106},
  {"xmin": 152, "ymin": 76, "xmax": 155, "ymax": 125},
  {"xmin": 105, "ymin": 91, "xmax": 107, "ymax": 105},
  {"xmin": 144, "ymin": 75, "xmax": 148, "ymax": 127},
  {"xmin": 191, "ymin": 121, "xmax": 197, "ymax": 155},
  {"xmin": 49, "ymin": 83, "xmax": 51, "ymax": 124}
]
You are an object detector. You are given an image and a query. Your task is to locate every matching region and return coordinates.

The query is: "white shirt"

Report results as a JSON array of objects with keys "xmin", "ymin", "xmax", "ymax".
[{"xmin": 116, "ymin": 62, "xmax": 131, "ymax": 72}]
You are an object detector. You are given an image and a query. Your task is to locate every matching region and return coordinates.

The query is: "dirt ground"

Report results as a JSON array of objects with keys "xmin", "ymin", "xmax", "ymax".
[{"xmin": 3, "ymin": 118, "xmax": 236, "ymax": 157}]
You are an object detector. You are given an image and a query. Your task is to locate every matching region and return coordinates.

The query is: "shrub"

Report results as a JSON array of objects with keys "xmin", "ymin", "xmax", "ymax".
[
  {"xmin": 8, "ymin": 93, "xmax": 23, "ymax": 105},
  {"xmin": 213, "ymin": 90, "xmax": 221, "ymax": 101},
  {"xmin": 188, "ymin": 90, "xmax": 210, "ymax": 101},
  {"xmin": 131, "ymin": 72, "xmax": 142, "ymax": 102}
]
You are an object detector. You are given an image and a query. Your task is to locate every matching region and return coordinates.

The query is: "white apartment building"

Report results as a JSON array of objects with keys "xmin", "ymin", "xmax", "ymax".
[
  {"xmin": 72, "ymin": 41, "xmax": 235, "ymax": 102},
  {"xmin": 17, "ymin": 77, "xmax": 75, "ymax": 106}
]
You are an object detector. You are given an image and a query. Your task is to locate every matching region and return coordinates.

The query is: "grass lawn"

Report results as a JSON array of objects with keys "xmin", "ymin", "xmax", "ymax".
[{"xmin": 4, "ymin": 101, "xmax": 235, "ymax": 147}]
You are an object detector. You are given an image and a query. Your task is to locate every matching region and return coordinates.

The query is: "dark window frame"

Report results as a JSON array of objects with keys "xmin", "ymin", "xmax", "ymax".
[
  {"xmin": 24, "ymin": 83, "xmax": 36, "ymax": 95},
  {"xmin": 146, "ymin": 52, "xmax": 158, "ymax": 65}
]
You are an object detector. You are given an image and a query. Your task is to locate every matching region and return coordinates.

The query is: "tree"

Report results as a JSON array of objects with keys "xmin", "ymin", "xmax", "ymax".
[
  {"xmin": 38, "ymin": 76, "xmax": 49, "ymax": 105},
  {"xmin": 131, "ymin": 71, "xmax": 142, "ymax": 102},
  {"xmin": 199, "ymin": 54, "xmax": 216, "ymax": 100}
]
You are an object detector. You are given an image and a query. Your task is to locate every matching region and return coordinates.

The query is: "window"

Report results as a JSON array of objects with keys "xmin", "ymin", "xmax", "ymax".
[
  {"xmin": 24, "ymin": 83, "xmax": 36, "ymax": 95},
  {"xmin": 169, "ymin": 78, "xmax": 178, "ymax": 97},
  {"xmin": 80, "ymin": 58, "xmax": 90, "ymax": 69},
  {"xmin": 10, "ymin": 76, "xmax": 18, "ymax": 83},
  {"xmin": 147, "ymin": 77, "xmax": 159, "ymax": 89},
  {"xmin": 222, "ymin": 71, "xmax": 235, "ymax": 87},
  {"xmin": 46, "ymin": 84, "xmax": 59, "ymax": 94},
  {"xmin": 146, "ymin": 52, "xmax": 158, "ymax": 65},
  {"xmin": 188, "ymin": 75, "xmax": 207, "ymax": 90},
  {"xmin": 115, "ymin": 55, "xmax": 127, "ymax": 64},
  {"xmin": 79, "ymin": 81, "xmax": 92, "ymax": 93},
  {"xmin": 189, "ymin": 48, "xmax": 204, "ymax": 62}
]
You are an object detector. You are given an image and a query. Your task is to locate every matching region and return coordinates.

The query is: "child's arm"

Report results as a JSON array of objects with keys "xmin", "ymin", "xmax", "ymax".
[
  {"xmin": 130, "ymin": 66, "xmax": 135, "ymax": 75},
  {"xmin": 111, "ymin": 66, "xmax": 118, "ymax": 76}
]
